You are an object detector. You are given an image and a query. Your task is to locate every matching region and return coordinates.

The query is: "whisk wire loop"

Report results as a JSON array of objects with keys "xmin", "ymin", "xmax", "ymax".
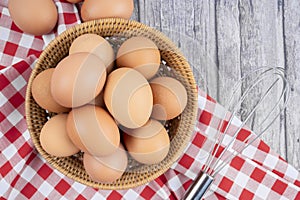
[
  {"xmin": 183, "ymin": 67, "xmax": 289, "ymax": 200},
  {"xmin": 204, "ymin": 67, "xmax": 287, "ymax": 175},
  {"xmin": 208, "ymin": 76, "xmax": 281, "ymax": 175},
  {"xmin": 212, "ymin": 71, "xmax": 289, "ymax": 176}
]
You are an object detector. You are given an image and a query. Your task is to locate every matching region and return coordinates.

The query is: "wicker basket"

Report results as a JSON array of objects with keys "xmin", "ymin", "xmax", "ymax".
[{"xmin": 25, "ymin": 18, "xmax": 198, "ymax": 190}]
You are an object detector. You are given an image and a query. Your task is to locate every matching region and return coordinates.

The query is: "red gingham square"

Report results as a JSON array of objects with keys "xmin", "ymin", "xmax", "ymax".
[
  {"xmin": 12, "ymin": 60, "xmax": 29, "ymax": 74},
  {"xmin": 9, "ymin": 92, "xmax": 24, "ymax": 108},
  {"xmin": 63, "ymin": 13, "xmax": 78, "ymax": 24},
  {"xmin": 3, "ymin": 42, "xmax": 18, "ymax": 56},
  {"xmin": 140, "ymin": 186, "xmax": 156, "ymax": 199},
  {"xmin": 0, "ymin": 161, "xmax": 12, "ymax": 177},
  {"xmin": 37, "ymin": 164, "xmax": 53, "ymax": 180},
  {"xmin": 219, "ymin": 177, "xmax": 234, "ymax": 193},
  {"xmin": 107, "ymin": 191, "xmax": 123, "ymax": 200},
  {"xmin": 54, "ymin": 180, "xmax": 71, "ymax": 195},
  {"xmin": 240, "ymin": 189, "xmax": 254, "ymax": 200},
  {"xmin": 178, "ymin": 154, "xmax": 194, "ymax": 169},
  {"xmin": 20, "ymin": 183, "xmax": 37, "ymax": 199},
  {"xmin": 0, "ymin": 75, "xmax": 10, "ymax": 90},
  {"xmin": 18, "ymin": 143, "xmax": 32, "ymax": 158},
  {"xmin": 192, "ymin": 132, "xmax": 206, "ymax": 148},
  {"xmin": 199, "ymin": 110, "xmax": 213, "ymax": 126},
  {"xmin": 4, "ymin": 127, "xmax": 22, "ymax": 143},
  {"xmin": 250, "ymin": 167, "xmax": 267, "ymax": 183},
  {"xmin": 271, "ymin": 180, "xmax": 288, "ymax": 195},
  {"xmin": 257, "ymin": 140, "xmax": 270, "ymax": 153},
  {"xmin": 236, "ymin": 129, "xmax": 251, "ymax": 142},
  {"xmin": 230, "ymin": 156, "xmax": 245, "ymax": 171}
]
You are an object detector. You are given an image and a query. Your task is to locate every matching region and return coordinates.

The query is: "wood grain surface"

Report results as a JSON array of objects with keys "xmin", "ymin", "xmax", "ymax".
[{"xmin": 132, "ymin": 0, "xmax": 300, "ymax": 170}]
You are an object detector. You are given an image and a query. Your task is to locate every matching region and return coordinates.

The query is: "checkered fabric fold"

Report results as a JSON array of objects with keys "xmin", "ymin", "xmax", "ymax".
[{"xmin": 1, "ymin": 1, "xmax": 300, "ymax": 199}]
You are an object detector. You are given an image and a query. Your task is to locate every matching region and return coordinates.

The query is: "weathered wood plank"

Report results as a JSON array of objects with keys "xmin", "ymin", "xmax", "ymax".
[
  {"xmin": 237, "ymin": 0, "xmax": 286, "ymax": 158},
  {"xmin": 131, "ymin": 0, "xmax": 140, "ymax": 21},
  {"xmin": 193, "ymin": 1, "xmax": 218, "ymax": 98},
  {"xmin": 283, "ymin": 0, "xmax": 300, "ymax": 170},
  {"xmin": 215, "ymin": 0, "xmax": 241, "ymax": 105},
  {"xmin": 138, "ymin": 0, "xmax": 218, "ymax": 96}
]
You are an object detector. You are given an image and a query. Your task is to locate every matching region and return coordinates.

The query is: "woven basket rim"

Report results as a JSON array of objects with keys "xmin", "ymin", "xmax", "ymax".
[{"xmin": 25, "ymin": 18, "xmax": 198, "ymax": 190}]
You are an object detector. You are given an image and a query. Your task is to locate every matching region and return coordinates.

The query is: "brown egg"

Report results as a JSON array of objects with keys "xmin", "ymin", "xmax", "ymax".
[
  {"xmin": 40, "ymin": 114, "xmax": 80, "ymax": 157},
  {"xmin": 123, "ymin": 119, "xmax": 170, "ymax": 165},
  {"xmin": 104, "ymin": 68, "xmax": 153, "ymax": 129},
  {"xmin": 8, "ymin": 0, "xmax": 57, "ymax": 35},
  {"xmin": 150, "ymin": 77, "xmax": 187, "ymax": 120},
  {"xmin": 67, "ymin": 105, "xmax": 120, "ymax": 156},
  {"xmin": 83, "ymin": 144, "xmax": 128, "ymax": 183},
  {"xmin": 69, "ymin": 34, "xmax": 115, "ymax": 73},
  {"xmin": 81, "ymin": 0, "xmax": 134, "ymax": 21},
  {"xmin": 117, "ymin": 37, "xmax": 161, "ymax": 80},
  {"xmin": 31, "ymin": 68, "xmax": 70, "ymax": 113},
  {"xmin": 51, "ymin": 53, "xmax": 106, "ymax": 108}
]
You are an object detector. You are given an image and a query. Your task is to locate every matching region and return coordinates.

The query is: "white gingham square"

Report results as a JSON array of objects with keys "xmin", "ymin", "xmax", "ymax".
[
  {"xmin": 38, "ymin": 182, "xmax": 53, "ymax": 197},
  {"xmin": 6, "ymin": 109, "xmax": 23, "ymax": 126}
]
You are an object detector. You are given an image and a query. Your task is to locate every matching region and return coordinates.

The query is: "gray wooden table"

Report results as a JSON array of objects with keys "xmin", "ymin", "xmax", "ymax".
[{"xmin": 131, "ymin": 0, "xmax": 300, "ymax": 171}]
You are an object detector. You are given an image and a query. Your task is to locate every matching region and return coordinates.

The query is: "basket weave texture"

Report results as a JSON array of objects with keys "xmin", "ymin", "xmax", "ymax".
[{"xmin": 25, "ymin": 18, "xmax": 198, "ymax": 190}]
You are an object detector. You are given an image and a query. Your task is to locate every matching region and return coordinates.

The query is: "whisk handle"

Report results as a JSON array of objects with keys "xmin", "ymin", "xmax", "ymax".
[{"xmin": 182, "ymin": 172, "xmax": 214, "ymax": 200}]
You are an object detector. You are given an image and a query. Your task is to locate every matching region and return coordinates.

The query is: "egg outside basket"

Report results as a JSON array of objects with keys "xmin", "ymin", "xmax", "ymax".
[{"xmin": 25, "ymin": 18, "xmax": 198, "ymax": 190}]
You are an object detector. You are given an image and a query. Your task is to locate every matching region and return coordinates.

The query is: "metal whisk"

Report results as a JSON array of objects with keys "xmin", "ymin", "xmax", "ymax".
[{"xmin": 182, "ymin": 67, "xmax": 290, "ymax": 200}]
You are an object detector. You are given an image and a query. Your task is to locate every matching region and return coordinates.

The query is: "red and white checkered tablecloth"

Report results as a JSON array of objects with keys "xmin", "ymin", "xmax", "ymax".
[{"xmin": 1, "ymin": 1, "xmax": 300, "ymax": 199}]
